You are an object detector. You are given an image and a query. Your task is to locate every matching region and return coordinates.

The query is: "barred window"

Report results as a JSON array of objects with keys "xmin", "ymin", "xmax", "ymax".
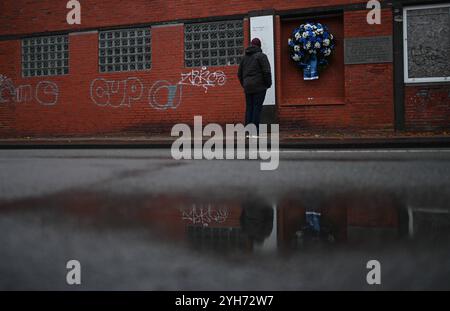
[
  {"xmin": 185, "ymin": 20, "xmax": 244, "ymax": 67},
  {"xmin": 22, "ymin": 35, "xmax": 69, "ymax": 77},
  {"xmin": 99, "ymin": 28, "xmax": 151, "ymax": 73}
]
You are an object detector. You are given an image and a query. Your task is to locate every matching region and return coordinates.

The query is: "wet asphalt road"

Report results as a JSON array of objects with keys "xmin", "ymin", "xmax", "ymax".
[{"xmin": 0, "ymin": 148, "xmax": 449, "ymax": 290}]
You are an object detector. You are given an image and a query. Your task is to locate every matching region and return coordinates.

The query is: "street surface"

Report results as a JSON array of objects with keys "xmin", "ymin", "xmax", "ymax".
[{"xmin": 0, "ymin": 149, "xmax": 449, "ymax": 290}]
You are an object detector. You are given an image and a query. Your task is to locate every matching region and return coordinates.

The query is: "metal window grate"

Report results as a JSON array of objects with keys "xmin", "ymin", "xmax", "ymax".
[
  {"xmin": 99, "ymin": 28, "xmax": 151, "ymax": 73},
  {"xmin": 185, "ymin": 20, "xmax": 244, "ymax": 67},
  {"xmin": 22, "ymin": 35, "xmax": 69, "ymax": 77}
]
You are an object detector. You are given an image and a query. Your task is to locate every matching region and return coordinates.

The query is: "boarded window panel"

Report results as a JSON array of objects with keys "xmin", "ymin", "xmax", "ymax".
[
  {"xmin": 407, "ymin": 7, "xmax": 450, "ymax": 79},
  {"xmin": 184, "ymin": 20, "xmax": 244, "ymax": 67},
  {"xmin": 98, "ymin": 27, "xmax": 151, "ymax": 73},
  {"xmin": 22, "ymin": 35, "xmax": 69, "ymax": 77}
]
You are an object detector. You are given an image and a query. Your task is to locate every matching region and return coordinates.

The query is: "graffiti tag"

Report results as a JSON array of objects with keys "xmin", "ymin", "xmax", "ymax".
[
  {"xmin": 90, "ymin": 77, "xmax": 144, "ymax": 107},
  {"xmin": 90, "ymin": 67, "xmax": 227, "ymax": 110},
  {"xmin": 180, "ymin": 205, "xmax": 229, "ymax": 226},
  {"xmin": 178, "ymin": 66, "xmax": 226, "ymax": 93},
  {"xmin": 0, "ymin": 74, "xmax": 59, "ymax": 106}
]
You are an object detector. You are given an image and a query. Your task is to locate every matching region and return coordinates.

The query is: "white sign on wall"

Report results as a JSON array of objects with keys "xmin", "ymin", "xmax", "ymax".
[{"xmin": 250, "ymin": 15, "xmax": 276, "ymax": 106}]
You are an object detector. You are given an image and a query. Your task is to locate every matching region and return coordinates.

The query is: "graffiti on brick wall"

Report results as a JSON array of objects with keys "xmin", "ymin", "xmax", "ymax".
[
  {"xmin": 90, "ymin": 77, "xmax": 182, "ymax": 110},
  {"xmin": 178, "ymin": 66, "xmax": 226, "ymax": 93},
  {"xmin": 0, "ymin": 74, "xmax": 59, "ymax": 106},
  {"xmin": 0, "ymin": 75, "xmax": 15, "ymax": 103},
  {"xmin": 180, "ymin": 205, "xmax": 229, "ymax": 226},
  {"xmin": 149, "ymin": 80, "xmax": 183, "ymax": 110},
  {"xmin": 90, "ymin": 67, "xmax": 227, "ymax": 110},
  {"xmin": 410, "ymin": 87, "xmax": 450, "ymax": 112},
  {"xmin": 90, "ymin": 77, "xmax": 144, "ymax": 107}
]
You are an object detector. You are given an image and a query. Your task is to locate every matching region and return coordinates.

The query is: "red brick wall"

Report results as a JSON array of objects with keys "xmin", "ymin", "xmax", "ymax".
[
  {"xmin": 277, "ymin": 15, "xmax": 347, "ymax": 130},
  {"xmin": 277, "ymin": 9, "xmax": 394, "ymax": 131},
  {"xmin": 0, "ymin": 0, "xmax": 366, "ymax": 37},
  {"xmin": 0, "ymin": 1, "xmax": 400, "ymax": 137},
  {"xmin": 405, "ymin": 85, "xmax": 450, "ymax": 131},
  {"xmin": 280, "ymin": 16, "xmax": 345, "ymax": 104},
  {"xmin": 0, "ymin": 22, "xmax": 247, "ymax": 137}
]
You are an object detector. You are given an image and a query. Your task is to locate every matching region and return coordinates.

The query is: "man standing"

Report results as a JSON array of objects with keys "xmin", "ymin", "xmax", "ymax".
[{"xmin": 238, "ymin": 38, "xmax": 272, "ymax": 137}]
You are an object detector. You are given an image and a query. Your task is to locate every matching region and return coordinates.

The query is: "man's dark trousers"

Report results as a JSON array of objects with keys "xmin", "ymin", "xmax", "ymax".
[{"xmin": 245, "ymin": 90, "xmax": 267, "ymax": 134}]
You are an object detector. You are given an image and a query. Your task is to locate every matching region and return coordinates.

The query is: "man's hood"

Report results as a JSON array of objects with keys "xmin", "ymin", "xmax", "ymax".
[{"xmin": 245, "ymin": 45, "xmax": 262, "ymax": 55}]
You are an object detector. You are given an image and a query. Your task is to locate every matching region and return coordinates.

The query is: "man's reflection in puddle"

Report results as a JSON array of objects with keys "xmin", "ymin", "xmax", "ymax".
[{"xmin": 240, "ymin": 198, "xmax": 274, "ymax": 251}]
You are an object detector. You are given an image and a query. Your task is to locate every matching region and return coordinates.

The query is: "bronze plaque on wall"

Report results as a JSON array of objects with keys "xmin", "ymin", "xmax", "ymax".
[{"xmin": 344, "ymin": 36, "xmax": 393, "ymax": 64}]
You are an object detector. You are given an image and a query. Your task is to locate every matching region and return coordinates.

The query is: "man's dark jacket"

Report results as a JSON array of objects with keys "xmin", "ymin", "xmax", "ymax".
[{"xmin": 238, "ymin": 46, "xmax": 272, "ymax": 94}]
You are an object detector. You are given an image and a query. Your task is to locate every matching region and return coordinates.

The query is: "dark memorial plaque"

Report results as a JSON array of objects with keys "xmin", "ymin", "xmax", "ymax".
[
  {"xmin": 344, "ymin": 36, "xmax": 393, "ymax": 64},
  {"xmin": 406, "ymin": 6, "xmax": 450, "ymax": 79}
]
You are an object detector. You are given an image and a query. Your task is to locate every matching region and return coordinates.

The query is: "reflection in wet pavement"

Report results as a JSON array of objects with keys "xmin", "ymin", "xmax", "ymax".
[{"xmin": 1, "ymin": 189, "xmax": 449, "ymax": 290}]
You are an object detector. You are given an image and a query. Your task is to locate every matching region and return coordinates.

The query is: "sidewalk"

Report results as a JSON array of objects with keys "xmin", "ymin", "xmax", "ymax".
[{"xmin": 1, "ymin": 131, "xmax": 450, "ymax": 149}]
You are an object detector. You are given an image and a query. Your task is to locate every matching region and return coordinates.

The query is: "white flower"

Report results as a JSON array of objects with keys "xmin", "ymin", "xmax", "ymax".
[
  {"xmin": 292, "ymin": 54, "xmax": 301, "ymax": 61},
  {"xmin": 306, "ymin": 42, "xmax": 311, "ymax": 49},
  {"xmin": 323, "ymin": 39, "xmax": 330, "ymax": 47},
  {"xmin": 294, "ymin": 45, "xmax": 301, "ymax": 52},
  {"xmin": 324, "ymin": 49, "xmax": 331, "ymax": 56},
  {"xmin": 302, "ymin": 32, "xmax": 309, "ymax": 38},
  {"xmin": 314, "ymin": 42, "xmax": 321, "ymax": 49},
  {"xmin": 294, "ymin": 32, "xmax": 301, "ymax": 40},
  {"xmin": 305, "ymin": 24, "xmax": 312, "ymax": 30},
  {"xmin": 317, "ymin": 28, "xmax": 324, "ymax": 34},
  {"xmin": 288, "ymin": 38, "xmax": 293, "ymax": 45},
  {"xmin": 330, "ymin": 34, "xmax": 334, "ymax": 40}
]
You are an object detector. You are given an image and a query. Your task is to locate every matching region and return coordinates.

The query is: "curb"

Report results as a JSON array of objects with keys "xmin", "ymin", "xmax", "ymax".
[{"xmin": 1, "ymin": 137, "xmax": 450, "ymax": 149}]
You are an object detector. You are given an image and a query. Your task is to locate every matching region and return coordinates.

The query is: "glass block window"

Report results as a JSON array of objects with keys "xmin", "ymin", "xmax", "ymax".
[
  {"xmin": 99, "ymin": 28, "xmax": 151, "ymax": 73},
  {"xmin": 404, "ymin": 4, "xmax": 450, "ymax": 83},
  {"xmin": 185, "ymin": 20, "xmax": 244, "ymax": 67},
  {"xmin": 22, "ymin": 35, "xmax": 69, "ymax": 77}
]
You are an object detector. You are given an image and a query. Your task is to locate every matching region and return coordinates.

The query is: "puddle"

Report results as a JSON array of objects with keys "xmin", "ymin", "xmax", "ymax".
[{"xmin": 0, "ymin": 190, "xmax": 449, "ymax": 290}]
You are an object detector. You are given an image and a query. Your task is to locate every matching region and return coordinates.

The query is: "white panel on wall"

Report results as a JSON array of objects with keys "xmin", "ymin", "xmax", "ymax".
[{"xmin": 250, "ymin": 15, "xmax": 276, "ymax": 106}]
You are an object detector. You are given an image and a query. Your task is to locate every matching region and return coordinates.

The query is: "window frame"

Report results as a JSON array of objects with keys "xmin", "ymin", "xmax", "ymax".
[
  {"xmin": 21, "ymin": 34, "xmax": 69, "ymax": 78},
  {"xmin": 403, "ymin": 3, "xmax": 450, "ymax": 83},
  {"xmin": 98, "ymin": 27, "xmax": 152, "ymax": 73},
  {"xmin": 184, "ymin": 19, "xmax": 244, "ymax": 68}
]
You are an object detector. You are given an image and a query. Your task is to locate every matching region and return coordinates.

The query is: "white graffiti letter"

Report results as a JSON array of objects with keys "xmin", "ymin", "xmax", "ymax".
[
  {"xmin": 125, "ymin": 77, "xmax": 144, "ymax": 106},
  {"xmin": 90, "ymin": 78, "xmax": 110, "ymax": 106},
  {"xmin": 15, "ymin": 85, "xmax": 33, "ymax": 103},
  {"xmin": 0, "ymin": 74, "xmax": 16, "ymax": 104},
  {"xmin": 35, "ymin": 81, "xmax": 59, "ymax": 106},
  {"xmin": 107, "ymin": 80, "xmax": 127, "ymax": 107},
  {"xmin": 66, "ymin": 0, "xmax": 81, "ymax": 25},
  {"xmin": 149, "ymin": 80, "xmax": 182, "ymax": 110}
]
